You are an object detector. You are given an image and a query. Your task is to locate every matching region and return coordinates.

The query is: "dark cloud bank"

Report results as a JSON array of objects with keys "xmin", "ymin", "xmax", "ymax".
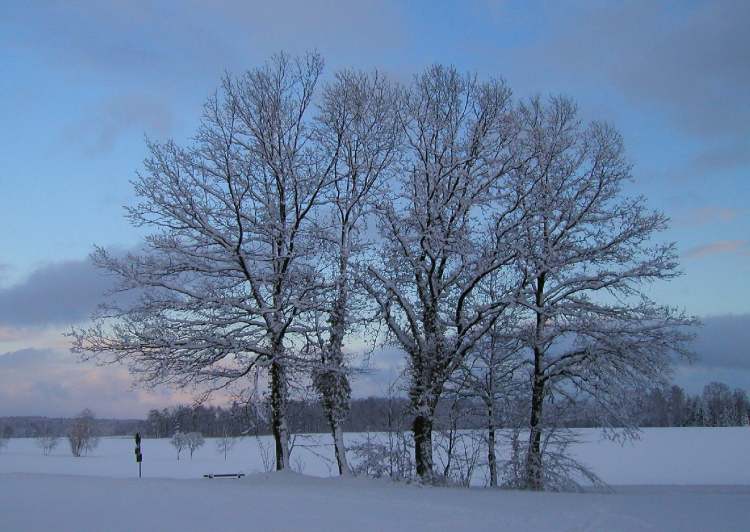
[{"xmin": 0, "ymin": 259, "xmax": 112, "ymax": 327}]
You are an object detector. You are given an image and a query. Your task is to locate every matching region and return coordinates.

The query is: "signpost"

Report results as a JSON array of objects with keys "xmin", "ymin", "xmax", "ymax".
[{"xmin": 134, "ymin": 432, "xmax": 142, "ymax": 478}]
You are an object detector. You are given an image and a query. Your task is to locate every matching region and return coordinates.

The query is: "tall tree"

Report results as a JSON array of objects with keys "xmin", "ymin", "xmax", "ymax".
[
  {"xmin": 510, "ymin": 96, "xmax": 695, "ymax": 489},
  {"xmin": 365, "ymin": 65, "xmax": 525, "ymax": 481},
  {"xmin": 309, "ymin": 70, "xmax": 400, "ymax": 475},
  {"xmin": 71, "ymin": 52, "xmax": 335, "ymax": 470}
]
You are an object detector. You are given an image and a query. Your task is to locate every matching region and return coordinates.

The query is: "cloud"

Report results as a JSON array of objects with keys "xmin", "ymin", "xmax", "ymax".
[
  {"xmin": 507, "ymin": 0, "xmax": 750, "ymax": 179},
  {"xmin": 351, "ymin": 345, "xmax": 408, "ymax": 398},
  {"xmin": 673, "ymin": 365, "xmax": 750, "ymax": 395},
  {"xmin": 0, "ymin": 263, "xmax": 10, "ymax": 286},
  {"xmin": 686, "ymin": 314, "xmax": 750, "ymax": 370},
  {"xmin": 0, "ymin": 327, "xmax": 24, "ymax": 343},
  {"xmin": 683, "ymin": 240, "xmax": 750, "ymax": 259},
  {"xmin": 67, "ymin": 93, "xmax": 175, "ymax": 155},
  {"xmin": 0, "ymin": 348, "xmax": 191, "ymax": 418},
  {"xmin": 0, "ymin": 325, "xmax": 74, "ymax": 354},
  {"xmin": 0, "ymin": 313, "xmax": 748, "ymax": 417},
  {"xmin": 690, "ymin": 139, "xmax": 750, "ymax": 176},
  {"xmin": 672, "ymin": 313, "xmax": 750, "ymax": 393},
  {"xmin": 5, "ymin": 2, "xmax": 407, "ymax": 157},
  {"xmin": 4, "ymin": 1, "xmax": 408, "ymax": 82},
  {"xmin": 0, "ymin": 344, "xmax": 405, "ymax": 418},
  {"xmin": 0, "ymin": 258, "xmax": 114, "ymax": 327},
  {"xmin": 531, "ymin": 1, "xmax": 749, "ymax": 138},
  {"xmin": 674, "ymin": 207, "xmax": 740, "ymax": 227}
]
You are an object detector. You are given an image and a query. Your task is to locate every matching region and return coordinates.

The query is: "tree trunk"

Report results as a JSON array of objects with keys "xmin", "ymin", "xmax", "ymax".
[
  {"xmin": 525, "ymin": 376, "xmax": 545, "ymax": 490},
  {"xmin": 526, "ymin": 273, "xmax": 546, "ymax": 490},
  {"xmin": 316, "ymin": 252, "xmax": 353, "ymax": 476},
  {"xmin": 487, "ymin": 409, "xmax": 498, "ymax": 488},
  {"xmin": 442, "ymin": 423, "xmax": 455, "ymax": 479},
  {"xmin": 413, "ymin": 414, "xmax": 434, "ymax": 481},
  {"xmin": 331, "ymin": 422, "xmax": 351, "ymax": 476},
  {"xmin": 270, "ymin": 359, "xmax": 290, "ymax": 470}
]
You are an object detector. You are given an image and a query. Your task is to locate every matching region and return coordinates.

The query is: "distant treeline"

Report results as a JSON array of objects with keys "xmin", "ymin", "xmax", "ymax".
[
  {"xmin": 143, "ymin": 397, "xmax": 414, "ymax": 439},
  {"xmin": 1, "ymin": 381, "xmax": 747, "ymax": 439},
  {"xmin": 134, "ymin": 381, "xmax": 750, "ymax": 436},
  {"xmin": 0, "ymin": 416, "xmax": 144, "ymax": 439},
  {"xmin": 0, "ymin": 398, "xmax": 412, "ymax": 439},
  {"xmin": 637, "ymin": 382, "xmax": 750, "ymax": 428}
]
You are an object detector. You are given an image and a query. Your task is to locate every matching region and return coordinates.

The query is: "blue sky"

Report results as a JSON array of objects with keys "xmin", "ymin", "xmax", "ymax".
[{"xmin": 1, "ymin": 1, "xmax": 748, "ymax": 417}]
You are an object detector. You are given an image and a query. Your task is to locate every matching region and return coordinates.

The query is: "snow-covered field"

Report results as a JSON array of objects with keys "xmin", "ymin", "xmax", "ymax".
[{"xmin": 1, "ymin": 428, "xmax": 749, "ymax": 531}]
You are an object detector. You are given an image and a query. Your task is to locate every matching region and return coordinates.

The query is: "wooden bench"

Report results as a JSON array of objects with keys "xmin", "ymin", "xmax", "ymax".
[{"xmin": 203, "ymin": 473, "xmax": 246, "ymax": 479}]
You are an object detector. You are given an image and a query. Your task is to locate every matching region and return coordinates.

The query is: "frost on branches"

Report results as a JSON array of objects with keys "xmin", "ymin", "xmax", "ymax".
[
  {"xmin": 69, "ymin": 53, "xmax": 697, "ymax": 488},
  {"xmin": 71, "ymin": 53, "xmax": 336, "ymax": 471},
  {"xmin": 508, "ymin": 96, "xmax": 696, "ymax": 490},
  {"xmin": 450, "ymin": 307, "xmax": 525, "ymax": 488},
  {"xmin": 365, "ymin": 66, "xmax": 528, "ymax": 481},
  {"xmin": 308, "ymin": 70, "xmax": 400, "ymax": 475}
]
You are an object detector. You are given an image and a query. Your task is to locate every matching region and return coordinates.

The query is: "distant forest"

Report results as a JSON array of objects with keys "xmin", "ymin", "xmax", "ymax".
[{"xmin": 2, "ymin": 381, "xmax": 748, "ymax": 439}]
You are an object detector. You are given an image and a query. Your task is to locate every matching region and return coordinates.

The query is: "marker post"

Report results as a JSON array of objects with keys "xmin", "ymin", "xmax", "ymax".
[{"xmin": 134, "ymin": 432, "xmax": 143, "ymax": 478}]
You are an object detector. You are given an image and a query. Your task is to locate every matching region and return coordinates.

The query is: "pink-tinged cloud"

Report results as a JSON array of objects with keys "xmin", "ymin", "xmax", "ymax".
[
  {"xmin": 0, "ymin": 325, "xmax": 73, "ymax": 352},
  {"xmin": 677, "ymin": 207, "xmax": 741, "ymax": 227},
  {"xmin": 0, "ymin": 348, "xmax": 225, "ymax": 418},
  {"xmin": 684, "ymin": 240, "xmax": 750, "ymax": 259},
  {"xmin": 0, "ymin": 326, "xmax": 25, "ymax": 343}
]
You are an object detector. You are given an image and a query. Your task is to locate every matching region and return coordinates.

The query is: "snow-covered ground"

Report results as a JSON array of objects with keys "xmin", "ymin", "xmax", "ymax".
[
  {"xmin": 3, "ymin": 472, "xmax": 748, "ymax": 532},
  {"xmin": 1, "ymin": 428, "xmax": 749, "ymax": 531},
  {"xmin": 2, "ymin": 427, "xmax": 748, "ymax": 485}
]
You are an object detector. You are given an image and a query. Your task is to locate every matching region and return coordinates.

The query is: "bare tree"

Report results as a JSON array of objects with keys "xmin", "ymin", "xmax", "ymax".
[
  {"xmin": 186, "ymin": 431, "xmax": 205, "ymax": 459},
  {"xmin": 350, "ymin": 378, "xmax": 415, "ymax": 481},
  {"xmin": 68, "ymin": 409, "xmax": 99, "ymax": 457},
  {"xmin": 451, "ymin": 310, "xmax": 524, "ymax": 487},
  {"xmin": 364, "ymin": 65, "xmax": 525, "ymax": 481},
  {"xmin": 36, "ymin": 423, "xmax": 61, "ymax": 456},
  {"xmin": 256, "ymin": 435, "xmax": 274, "ymax": 472},
  {"xmin": 509, "ymin": 96, "xmax": 696, "ymax": 489},
  {"xmin": 216, "ymin": 429, "xmax": 238, "ymax": 461},
  {"xmin": 307, "ymin": 69, "xmax": 400, "ymax": 476},
  {"xmin": 70, "ymin": 52, "xmax": 336, "ymax": 471},
  {"xmin": 433, "ymin": 396, "xmax": 483, "ymax": 487},
  {"xmin": 171, "ymin": 431, "xmax": 187, "ymax": 460},
  {"xmin": 38, "ymin": 435, "xmax": 60, "ymax": 456}
]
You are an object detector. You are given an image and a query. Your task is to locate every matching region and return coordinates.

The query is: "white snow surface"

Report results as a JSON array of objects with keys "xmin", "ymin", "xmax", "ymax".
[{"xmin": 1, "ymin": 427, "xmax": 749, "ymax": 531}]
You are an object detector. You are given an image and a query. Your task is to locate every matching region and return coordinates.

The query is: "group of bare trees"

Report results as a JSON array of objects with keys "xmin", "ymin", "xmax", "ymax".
[
  {"xmin": 170, "ymin": 431, "xmax": 205, "ymax": 460},
  {"xmin": 71, "ymin": 52, "xmax": 695, "ymax": 489},
  {"xmin": 36, "ymin": 422, "xmax": 61, "ymax": 455}
]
